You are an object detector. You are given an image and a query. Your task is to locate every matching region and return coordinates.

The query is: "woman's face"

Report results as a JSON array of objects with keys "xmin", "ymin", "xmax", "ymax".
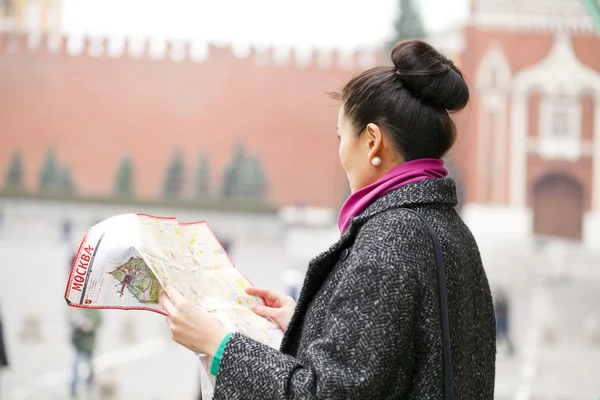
[{"xmin": 337, "ymin": 107, "xmax": 381, "ymax": 193}]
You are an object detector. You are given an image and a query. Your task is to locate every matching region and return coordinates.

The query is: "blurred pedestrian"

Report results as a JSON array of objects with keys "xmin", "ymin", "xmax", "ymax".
[
  {"xmin": 68, "ymin": 308, "xmax": 102, "ymax": 399},
  {"xmin": 62, "ymin": 218, "xmax": 72, "ymax": 243},
  {"xmin": 221, "ymin": 238, "xmax": 231, "ymax": 254},
  {"xmin": 0, "ymin": 300, "xmax": 9, "ymax": 399},
  {"xmin": 494, "ymin": 289, "xmax": 514, "ymax": 356},
  {"xmin": 69, "ymin": 250, "xmax": 77, "ymax": 275},
  {"xmin": 281, "ymin": 269, "xmax": 303, "ymax": 301}
]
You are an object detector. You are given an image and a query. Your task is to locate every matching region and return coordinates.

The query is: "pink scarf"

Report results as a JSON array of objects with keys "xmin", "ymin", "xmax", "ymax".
[{"xmin": 337, "ymin": 158, "xmax": 448, "ymax": 234}]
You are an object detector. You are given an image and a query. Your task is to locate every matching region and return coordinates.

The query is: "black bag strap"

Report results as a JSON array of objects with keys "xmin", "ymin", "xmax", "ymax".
[{"xmin": 401, "ymin": 208, "xmax": 454, "ymax": 400}]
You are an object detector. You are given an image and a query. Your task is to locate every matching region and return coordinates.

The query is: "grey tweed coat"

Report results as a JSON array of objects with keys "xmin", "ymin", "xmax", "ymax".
[{"xmin": 214, "ymin": 178, "xmax": 496, "ymax": 399}]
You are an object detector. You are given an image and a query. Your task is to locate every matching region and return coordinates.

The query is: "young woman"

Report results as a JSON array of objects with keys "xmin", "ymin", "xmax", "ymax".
[{"xmin": 160, "ymin": 39, "xmax": 496, "ymax": 399}]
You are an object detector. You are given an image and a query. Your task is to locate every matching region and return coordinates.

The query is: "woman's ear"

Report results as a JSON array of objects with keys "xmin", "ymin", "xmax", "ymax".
[{"xmin": 365, "ymin": 123, "xmax": 383, "ymax": 156}]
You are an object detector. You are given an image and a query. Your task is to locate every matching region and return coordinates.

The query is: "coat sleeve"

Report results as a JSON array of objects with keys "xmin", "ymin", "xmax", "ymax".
[{"xmin": 213, "ymin": 216, "xmax": 432, "ymax": 400}]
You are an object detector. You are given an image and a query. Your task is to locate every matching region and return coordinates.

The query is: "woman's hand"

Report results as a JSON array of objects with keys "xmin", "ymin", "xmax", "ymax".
[
  {"xmin": 160, "ymin": 287, "xmax": 229, "ymax": 357},
  {"xmin": 246, "ymin": 287, "xmax": 296, "ymax": 331}
]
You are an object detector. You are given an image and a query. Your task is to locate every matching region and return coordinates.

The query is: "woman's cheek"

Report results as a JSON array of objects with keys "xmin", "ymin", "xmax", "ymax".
[{"xmin": 339, "ymin": 140, "xmax": 349, "ymax": 172}]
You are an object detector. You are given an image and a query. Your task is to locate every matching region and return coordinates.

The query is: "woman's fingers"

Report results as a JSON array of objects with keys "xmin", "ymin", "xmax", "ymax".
[
  {"xmin": 165, "ymin": 286, "xmax": 185, "ymax": 306},
  {"xmin": 250, "ymin": 304, "xmax": 278, "ymax": 319},
  {"xmin": 245, "ymin": 286, "xmax": 270, "ymax": 297},
  {"xmin": 246, "ymin": 287, "xmax": 282, "ymax": 304},
  {"xmin": 160, "ymin": 291, "xmax": 176, "ymax": 316}
]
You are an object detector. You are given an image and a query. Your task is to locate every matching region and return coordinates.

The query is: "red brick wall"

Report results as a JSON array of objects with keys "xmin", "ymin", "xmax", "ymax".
[
  {"xmin": 572, "ymin": 35, "xmax": 600, "ymax": 71},
  {"xmin": 581, "ymin": 93, "xmax": 595, "ymax": 142},
  {"xmin": 0, "ymin": 33, "xmax": 383, "ymax": 207}
]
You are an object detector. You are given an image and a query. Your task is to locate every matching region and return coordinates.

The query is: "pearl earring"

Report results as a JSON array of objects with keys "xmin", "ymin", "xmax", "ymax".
[{"xmin": 371, "ymin": 156, "xmax": 381, "ymax": 166}]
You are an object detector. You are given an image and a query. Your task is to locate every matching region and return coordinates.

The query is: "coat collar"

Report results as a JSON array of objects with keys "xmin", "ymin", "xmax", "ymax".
[
  {"xmin": 280, "ymin": 178, "xmax": 458, "ymax": 354},
  {"xmin": 351, "ymin": 178, "xmax": 457, "ymax": 227},
  {"xmin": 333, "ymin": 178, "xmax": 458, "ymax": 244}
]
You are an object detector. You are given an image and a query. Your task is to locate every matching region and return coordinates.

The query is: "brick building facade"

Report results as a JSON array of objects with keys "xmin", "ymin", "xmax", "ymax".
[{"xmin": 458, "ymin": 0, "xmax": 600, "ymax": 249}]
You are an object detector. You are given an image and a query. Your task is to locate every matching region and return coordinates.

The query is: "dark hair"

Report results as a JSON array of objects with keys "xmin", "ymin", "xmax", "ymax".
[{"xmin": 330, "ymin": 39, "xmax": 469, "ymax": 161}]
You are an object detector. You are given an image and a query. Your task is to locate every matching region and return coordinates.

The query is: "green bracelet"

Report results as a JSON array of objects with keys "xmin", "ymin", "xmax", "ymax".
[{"xmin": 210, "ymin": 332, "xmax": 234, "ymax": 376}]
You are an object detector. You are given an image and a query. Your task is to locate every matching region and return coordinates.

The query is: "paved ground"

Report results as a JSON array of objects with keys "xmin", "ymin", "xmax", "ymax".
[
  {"xmin": 0, "ymin": 199, "xmax": 599, "ymax": 400},
  {"xmin": 484, "ymin": 240, "xmax": 600, "ymax": 400},
  {"xmin": 0, "ymin": 199, "xmax": 292, "ymax": 400}
]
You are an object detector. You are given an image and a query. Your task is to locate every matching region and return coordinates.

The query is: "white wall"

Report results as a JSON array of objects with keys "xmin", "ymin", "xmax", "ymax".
[
  {"xmin": 463, "ymin": 203, "xmax": 600, "ymax": 251},
  {"xmin": 583, "ymin": 211, "xmax": 600, "ymax": 250}
]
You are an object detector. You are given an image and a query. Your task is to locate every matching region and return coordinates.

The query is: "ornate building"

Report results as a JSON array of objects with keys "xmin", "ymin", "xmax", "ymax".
[{"xmin": 459, "ymin": 0, "xmax": 600, "ymax": 248}]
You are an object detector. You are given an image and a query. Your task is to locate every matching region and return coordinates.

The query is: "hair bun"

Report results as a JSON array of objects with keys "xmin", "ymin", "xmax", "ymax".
[{"xmin": 391, "ymin": 39, "xmax": 469, "ymax": 112}]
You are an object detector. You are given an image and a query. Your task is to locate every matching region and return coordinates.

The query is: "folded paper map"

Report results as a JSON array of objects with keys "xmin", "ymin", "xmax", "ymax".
[{"xmin": 64, "ymin": 213, "xmax": 284, "ymax": 399}]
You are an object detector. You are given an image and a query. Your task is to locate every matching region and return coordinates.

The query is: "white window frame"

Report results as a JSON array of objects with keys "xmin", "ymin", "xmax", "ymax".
[{"xmin": 539, "ymin": 96, "xmax": 581, "ymax": 160}]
